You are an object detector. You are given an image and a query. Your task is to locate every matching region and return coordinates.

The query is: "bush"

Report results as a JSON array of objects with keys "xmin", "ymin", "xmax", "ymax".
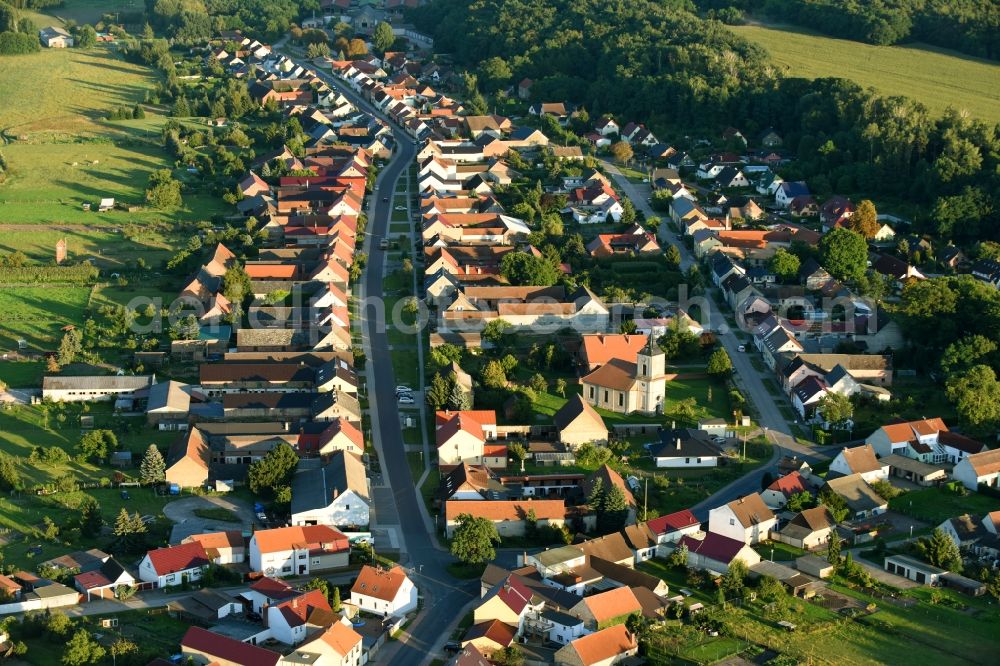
[{"xmin": 0, "ymin": 31, "xmax": 41, "ymax": 55}]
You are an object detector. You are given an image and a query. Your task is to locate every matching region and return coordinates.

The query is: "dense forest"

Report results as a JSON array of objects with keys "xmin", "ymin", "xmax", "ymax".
[
  {"xmin": 146, "ymin": 0, "xmax": 317, "ymax": 42},
  {"xmin": 409, "ymin": 0, "xmax": 999, "ymax": 243},
  {"xmin": 695, "ymin": 0, "xmax": 1000, "ymax": 60}
]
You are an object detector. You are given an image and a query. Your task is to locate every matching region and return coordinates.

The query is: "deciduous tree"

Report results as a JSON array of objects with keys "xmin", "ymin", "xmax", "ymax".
[
  {"xmin": 819, "ymin": 228, "xmax": 868, "ymax": 282},
  {"xmin": 450, "ymin": 514, "xmax": 501, "ymax": 564},
  {"xmin": 848, "ymin": 199, "xmax": 879, "ymax": 238}
]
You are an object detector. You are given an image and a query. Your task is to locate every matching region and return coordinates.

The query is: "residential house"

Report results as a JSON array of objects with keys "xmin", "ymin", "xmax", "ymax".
[
  {"xmin": 707, "ymin": 494, "xmax": 776, "ymax": 545},
  {"xmin": 650, "ymin": 428, "xmax": 723, "ymax": 468},
  {"xmin": 474, "ymin": 574, "xmax": 539, "ymax": 635},
  {"xmin": 553, "ymin": 395, "xmax": 609, "ymax": 448},
  {"xmin": 553, "ymin": 624, "xmax": 638, "ymax": 666},
  {"xmin": 865, "ymin": 418, "xmax": 988, "ymax": 465},
  {"xmin": 138, "ymin": 542, "xmax": 210, "ymax": 589},
  {"xmin": 761, "ymin": 471, "xmax": 809, "ymax": 509},
  {"xmin": 350, "ymin": 565, "xmax": 418, "ymax": 617},
  {"xmin": 240, "ymin": 576, "xmax": 300, "ymax": 615},
  {"xmin": 73, "ymin": 559, "xmax": 135, "ymax": 601},
  {"xmin": 822, "ymin": 474, "xmax": 888, "ymax": 519},
  {"xmin": 444, "ymin": 500, "xmax": 567, "ymax": 538},
  {"xmin": 828, "ymin": 444, "xmax": 889, "ymax": 483},
  {"xmin": 679, "ymin": 531, "xmax": 762, "ymax": 574},
  {"xmin": 462, "ymin": 620, "xmax": 517, "ymax": 659},
  {"xmin": 971, "ymin": 259, "xmax": 1000, "ymax": 288},
  {"xmin": 295, "ymin": 622, "xmax": 364, "ymax": 666},
  {"xmin": 164, "ymin": 427, "xmax": 211, "ymax": 489},
  {"xmin": 880, "ymin": 454, "xmax": 947, "ymax": 486},
  {"xmin": 435, "ymin": 410, "xmax": 501, "ymax": 468},
  {"xmin": 954, "ymin": 449, "xmax": 1000, "ymax": 491},
  {"xmin": 775, "ymin": 182, "xmax": 810, "ymax": 208},
  {"xmin": 267, "ymin": 588, "xmax": 334, "ymax": 645},
  {"xmin": 248, "ymin": 525, "xmax": 351, "ymax": 576},
  {"xmin": 775, "ymin": 507, "xmax": 835, "ymax": 550},
  {"xmin": 820, "ymin": 196, "xmax": 854, "ymax": 231},
  {"xmin": 182, "ymin": 531, "xmax": 245, "ymax": 565},
  {"xmin": 290, "ymin": 451, "xmax": 370, "ymax": 530},
  {"xmin": 646, "ymin": 510, "xmax": 702, "ymax": 556},
  {"xmin": 569, "ymin": 586, "xmax": 642, "ymax": 630},
  {"xmin": 180, "ymin": 626, "xmax": 282, "ymax": 666}
]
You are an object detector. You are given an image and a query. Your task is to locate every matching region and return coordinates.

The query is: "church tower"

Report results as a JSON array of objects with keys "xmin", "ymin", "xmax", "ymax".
[{"xmin": 636, "ymin": 337, "xmax": 666, "ymax": 414}]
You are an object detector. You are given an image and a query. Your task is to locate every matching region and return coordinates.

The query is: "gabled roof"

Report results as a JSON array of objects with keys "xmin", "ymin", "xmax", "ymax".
[
  {"xmin": 966, "ymin": 449, "xmax": 1000, "ymax": 477},
  {"xmin": 767, "ymin": 470, "xmax": 807, "ymax": 497},
  {"xmin": 646, "ymin": 509, "xmax": 700, "ymax": 535},
  {"xmin": 577, "ymin": 532, "xmax": 635, "ymax": 564},
  {"xmin": 553, "ymin": 394, "xmax": 607, "ymax": 434},
  {"xmin": 145, "ymin": 542, "xmax": 209, "ymax": 576},
  {"xmin": 291, "ymin": 451, "xmax": 369, "ymax": 515},
  {"xmin": 564, "ymin": 624, "xmax": 637, "ymax": 665},
  {"xmin": 251, "ymin": 525, "xmax": 350, "ymax": 554},
  {"xmin": 836, "ymin": 444, "xmax": 884, "ymax": 475},
  {"xmin": 272, "ymin": 588, "xmax": 332, "ymax": 628},
  {"xmin": 579, "ymin": 586, "xmax": 641, "ymax": 623},
  {"xmin": 318, "ymin": 622, "xmax": 362, "ymax": 657},
  {"xmin": 181, "ymin": 627, "xmax": 281, "ymax": 666},
  {"xmin": 580, "ymin": 334, "xmax": 649, "ymax": 366},
  {"xmin": 722, "ymin": 493, "xmax": 775, "ymax": 528},
  {"xmin": 249, "ymin": 576, "xmax": 299, "ymax": 601},
  {"xmin": 464, "ymin": 619, "xmax": 516, "ymax": 647},
  {"xmin": 445, "ymin": 500, "xmax": 565, "ymax": 523},
  {"xmin": 679, "ymin": 531, "xmax": 748, "ymax": 564},
  {"xmin": 351, "ymin": 565, "xmax": 410, "ymax": 602},
  {"xmin": 583, "ymin": 464, "xmax": 635, "ymax": 507},
  {"xmin": 823, "ymin": 474, "xmax": 887, "ymax": 513}
]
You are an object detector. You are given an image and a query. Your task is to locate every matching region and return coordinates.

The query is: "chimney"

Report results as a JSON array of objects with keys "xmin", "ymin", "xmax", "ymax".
[
  {"xmin": 332, "ymin": 487, "xmax": 339, "ymax": 501},
  {"xmin": 675, "ymin": 438, "xmax": 681, "ymax": 451},
  {"xmin": 671, "ymin": 421, "xmax": 676, "ymax": 429}
]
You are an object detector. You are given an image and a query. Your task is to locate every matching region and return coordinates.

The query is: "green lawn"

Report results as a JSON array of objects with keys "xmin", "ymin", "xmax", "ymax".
[
  {"xmin": 0, "ymin": 360, "xmax": 45, "ymax": 387},
  {"xmin": 753, "ymin": 541, "xmax": 806, "ymax": 562},
  {"xmin": 731, "ymin": 23, "xmax": 1000, "ymax": 124},
  {"xmin": 0, "ymin": 285, "xmax": 93, "ymax": 349},
  {"xmin": 192, "ymin": 507, "xmax": 241, "ymax": 523},
  {"xmin": 889, "ymin": 486, "xmax": 1000, "ymax": 524}
]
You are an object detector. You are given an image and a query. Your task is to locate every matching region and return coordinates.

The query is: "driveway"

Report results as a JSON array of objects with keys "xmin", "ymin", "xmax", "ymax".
[{"xmin": 162, "ymin": 495, "xmax": 256, "ymax": 543}]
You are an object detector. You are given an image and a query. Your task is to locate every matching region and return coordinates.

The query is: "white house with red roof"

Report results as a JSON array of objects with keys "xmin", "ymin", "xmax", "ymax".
[
  {"xmin": 240, "ymin": 576, "xmax": 300, "ymax": 614},
  {"xmin": 645, "ymin": 509, "xmax": 702, "ymax": 557},
  {"xmin": 435, "ymin": 410, "xmax": 501, "ymax": 468},
  {"xmin": 707, "ymin": 494, "xmax": 776, "ymax": 545},
  {"xmin": 181, "ymin": 626, "xmax": 282, "ymax": 666},
  {"xmin": 138, "ymin": 542, "xmax": 210, "ymax": 589},
  {"xmin": 73, "ymin": 559, "xmax": 135, "ymax": 601},
  {"xmin": 761, "ymin": 470, "xmax": 810, "ymax": 509},
  {"xmin": 249, "ymin": 525, "xmax": 351, "ymax": 576},
  {"xmin": 553, "ymin": 624, "xmax": 638, "ymax": 666},
  {"xmin": 267, "ymin": 588, "xmax": 334, "ymax": 645},
  {"xmin": 350, "ymin": 564, "xmax": 418, "ymax": 617},
  {"xmin": 865, "ymin": 417, "xmax": 989, "ymax": 465}
]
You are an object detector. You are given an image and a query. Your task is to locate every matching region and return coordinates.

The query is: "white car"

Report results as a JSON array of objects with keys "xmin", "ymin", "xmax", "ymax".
[
  {"xmin": 398, "ymin": 395, "xmax": 415, "ymax": 405},
  {"xmin": 395, "ymin": 386, "xmax": 412, "ymax": 394},
  {"xmin": 394, "ymin": 206, "xmax": 407, "ymax": 211},
  {"xmin": 737, "ymin": 345, "xmax": 746, "ymax": 352}
]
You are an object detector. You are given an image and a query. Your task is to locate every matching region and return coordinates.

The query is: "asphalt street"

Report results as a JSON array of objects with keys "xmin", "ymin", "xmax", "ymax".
[{"xmin": 295, "ymin": 57, "xmax": 479, "ymax": 665}]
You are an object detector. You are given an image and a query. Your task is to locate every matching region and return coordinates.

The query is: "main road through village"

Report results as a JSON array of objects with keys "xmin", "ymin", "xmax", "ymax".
[{"xmin": 287, "ymin": 50, "xmax": 479, "ymax": 665}]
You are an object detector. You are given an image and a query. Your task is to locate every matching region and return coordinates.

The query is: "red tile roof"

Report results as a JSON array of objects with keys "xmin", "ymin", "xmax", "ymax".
[
  {"xmin": 767, "ymin": 470, "xmax": 807, "ymax": 497},
  {"xmin": 182, "ymin": 627, "xmax": 281, "ymax": 666},
  {"xmin": 580, "ymin": 586, "xmax": 642, "ymax": 623},
  {"xmin": 646, "ymin": 509, "xmax": 700, "ymax": 535},
  {"xmin": 252, "ymin": 525, "xmax": 350, "ymax": 555},
  {"xmin": 249, "ymin": 576, "xmax": 299, "ymax": 600},
  {"xmin": 318, "ymin": 622, "xmax": 362, "ymax": 657},
  {"xmin": 351, "ymin": 565, "xmax": 410, "ymax": 602},
  {"xmin": 145, "ymin": 542, "xmax": 210, "ymax": 576},
  {"xmin": 567, "ymin": 624, "xmax": 637, "ymax": 665},
  {"xmin": 273, "ymin": 588, "xmax": 331, "ymax": 628},
  {"xmin": 445, "ymin": 500, "xmax": 565, "ymax": 523}
]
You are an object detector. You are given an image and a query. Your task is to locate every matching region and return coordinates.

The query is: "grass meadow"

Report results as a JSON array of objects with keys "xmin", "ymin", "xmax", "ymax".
[
  {"xmin": 0, "ymin": 285, "xmax": 92, "ymax": 349},
  {"xmin": 732, "ymin": 23, "xmax": 1000, "ymax": 125}
]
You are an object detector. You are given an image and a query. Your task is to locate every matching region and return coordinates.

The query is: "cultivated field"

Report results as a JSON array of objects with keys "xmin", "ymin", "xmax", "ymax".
[{"xmin": 732, "ymin": 23, "xmax": 1000, "ymax": 124}]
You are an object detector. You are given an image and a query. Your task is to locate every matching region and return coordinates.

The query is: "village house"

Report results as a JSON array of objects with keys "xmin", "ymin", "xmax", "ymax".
[
  {"xmin": 180, "ymin": 626, "xmax": 282, "ymax": 666},
  {"xmin": 865, "ymin": 417, "xmax": 988, "ymax": 465},
  {"xmin": 474, "ymin": 574, "xmax": 540, "ymax": 635},
  {"xmin": 435, "ymin": 409, "xmax": 504, "ymax": 468},
  {"xmin": 569, "ymin": 586, "xmax": 642, "ymax": 631},
  {"xmin": 552, "ymin": 624, "xmax": 638, "ymax": 666},
  {"xmin": 444, "ymin": 500, "xmax": 567, "ymax": 538},
  {"xmin": 290, "ymin": 451, "xmax": 370, "ymax": 530},
  {"xmin": 295, "ymin": 621, "xmax": 364, "ymax": 666},
  {"xmin": 953, "ymin": 449, "xmax": 1000, "ymax": 491},
  {"xmin": 707, "ymin": 494, "xmax": 776, "ymax": 545},
  {"xmin": 181, "ymin": 531, "xmax": 245, "ymax": 565},
  {"xmin": 248, "ymin": 525, "xmax": 351, "ymax": 576},
  {"xmin": 350, "ymin": 564, "xmax": 418, "ymax": 617},
  {"xmin": 775, "ymin": 507, "xmax": 835, "ymax": 550},
  {"xmin": 39, "ymin": 26, "xmax": 73, "ymax": 47},
  {"xmin": 822, "ymin": 474, "xmax": 888, "ymax": 519},
  {"xmin": 553, "ymin": 395, "xmax": 609, "ymax": 448},
  {"xmin": 828, "ymin": 444, "xmax": 889, "ymax": 483},
  {"xmin": 761, "ymin": 470, "xmax": 809, "ymax": 509},
  {"xmin": 650, "ymin": 428, "xmax": 723, "ymax": 468},
  {"xmin": 138, "ymin": 542, "xmax": 210, "ymax": 589},
  {"xmin": 267, "ymin": 588, "xmax": 334, "ymax": 645},
  {"xmin": 678, "ymin": 531, "xmax": 762, "ymax": 575},
  {"xmin": 42, "ymin": 375, "xmax": 155, "ymax": 403}
]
